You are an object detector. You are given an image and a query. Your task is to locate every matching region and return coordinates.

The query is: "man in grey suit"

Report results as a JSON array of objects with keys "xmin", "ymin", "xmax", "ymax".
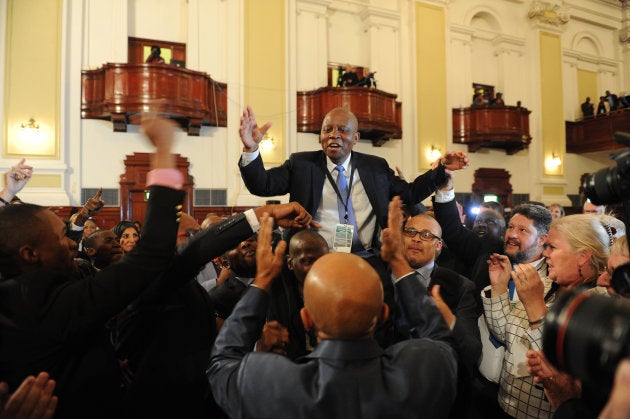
[{"xmin": 208, "ymin": 197, "xmax": 458, "ymax": 419}]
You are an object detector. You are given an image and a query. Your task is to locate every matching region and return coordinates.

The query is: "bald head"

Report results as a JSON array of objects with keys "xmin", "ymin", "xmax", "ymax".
[
  {"xmin": 301, "ymin": 253, "xmax": 387, "ymax": 340},
  {"xmin": 288, "ymin": 230, "xmax": 329, "ymax": 285},
  {"xmin": 177, "ymin": 213, "xmax": 200, "ymax": 246}
]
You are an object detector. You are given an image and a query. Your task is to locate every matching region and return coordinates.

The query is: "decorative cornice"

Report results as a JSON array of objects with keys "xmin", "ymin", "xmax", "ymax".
[{"xmin": 528, "ymin": 1, "xmax": 570, "ymax": 26}]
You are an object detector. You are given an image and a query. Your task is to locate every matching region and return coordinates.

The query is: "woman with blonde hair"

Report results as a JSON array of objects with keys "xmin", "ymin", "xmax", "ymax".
[{"xmin": 484, "ymin": 214, "xmax": 610, "ymax": 418}]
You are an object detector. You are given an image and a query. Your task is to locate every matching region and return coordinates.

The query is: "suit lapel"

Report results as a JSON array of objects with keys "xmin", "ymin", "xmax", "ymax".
[{"xmin": 311, "ymin": 152, "xmax": 328, "ymax": 211}]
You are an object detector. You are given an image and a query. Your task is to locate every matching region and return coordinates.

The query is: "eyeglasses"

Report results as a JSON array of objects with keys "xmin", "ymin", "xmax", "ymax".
[
  {"xmin": 177, "ymin": 229, "xmax": 200, "ymax": 239},
  {"xmin": 402, "ymin": 228, "xmax": 442, "ymax": 242}
]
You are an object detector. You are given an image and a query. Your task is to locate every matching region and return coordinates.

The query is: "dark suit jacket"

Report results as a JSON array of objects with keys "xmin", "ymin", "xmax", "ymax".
[
  {"xmin": 208, "ymin": 272, "xmax": 458, "ymax": 419},
  {"xmin": 429, "ymin": 266, "xmax": 482, "ymax": 374},
  {"xmin": 240, "ymin": 150, "xmax": 447, "ymax": 245},
  {"xmin": 114, "ymin": 212, "xmax": 257, "ymax": 418},
  {"xmin": 0, "ymin": 185, "xmax": 184, "ymax": 418},
  {"xmin": 433, "ymin": 198, "xmax": 503, "ymax": 313}
]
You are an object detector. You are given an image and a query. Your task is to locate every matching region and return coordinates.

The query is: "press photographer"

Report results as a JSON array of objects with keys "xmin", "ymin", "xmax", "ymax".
[{"xmin": 529, "ymin": 132, "xmax": 630, "ymax": 418}]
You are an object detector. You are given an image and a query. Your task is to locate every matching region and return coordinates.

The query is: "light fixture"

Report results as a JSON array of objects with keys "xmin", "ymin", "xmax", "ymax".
[
  {"xmin": 259, "ymin": 133, "xmax": 276, "ymax": 153},
  {"xmin": 545, "ymin": 152, "xmax": 562, "ymax": 171},
  {"xmin": 427, "ymin": 145, "xmax": 442, "ymax": 162},
  {"xmin": 20, "ymin": 118, "xmax": 40, "ymax": 132}
]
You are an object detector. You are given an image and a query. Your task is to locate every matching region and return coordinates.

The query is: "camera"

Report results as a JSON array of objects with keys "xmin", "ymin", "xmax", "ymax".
[
  {"xmin": 582, "ymin": 132, "xmax": 630, "ymax": 296},
  {"xmin": 582, "ymin": 132, "xmax": 630, "ymax": 207},
  {"xmin": 543, "ymin": 289, "xmax": 630, "ymax": 389}
]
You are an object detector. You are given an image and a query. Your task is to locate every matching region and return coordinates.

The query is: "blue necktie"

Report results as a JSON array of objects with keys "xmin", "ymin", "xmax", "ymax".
[{"xmin": 335, "ymin": 165, "xmax": 361, "ymax": 251}]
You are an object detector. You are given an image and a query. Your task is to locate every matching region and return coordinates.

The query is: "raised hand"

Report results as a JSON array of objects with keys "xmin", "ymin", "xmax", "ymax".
[
  {"xmin": 2, "ymin": 159, "xmax": 33, "ymax": 200},
  {"xmin": 252, "ymin": 213, "xmax": 287, "ymax": 291},
  {"xmin": 71, "ymin": 187, "xmax": 105, "ymax": 227},
  {"xmin": 138, "ymin": 115, "xmax": 178, "ymax": 169},
  {"xmin": 0, "ymin": 372, "xmax": 58, "ymax": 419},
  {"xmin": 381, "ymin": 196, "xmax": 413, "ymax": 278},
  {"xmin": 240, "ymin": 106, "xmax": 272, "ymax": 152},
  {"xmin": 512, "ymin": 263, "xmax": 546, "ymax": 322},
  {"xmin": 256, "ymin": 321, "xmax": 290, "ymax": 355},
  {"xmin": 254, "ymin": 202, "xmax": 320, "ymax": 229},
  {"xmin": 439, "ymin": 151, "xmax": 469, "ymax": 171},
  {"xmin": 487, "ymin": 253, "xmax": 510, "ymax": 297}
]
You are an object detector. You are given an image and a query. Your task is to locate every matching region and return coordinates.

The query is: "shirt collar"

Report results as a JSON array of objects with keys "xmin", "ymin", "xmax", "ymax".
[
  {"xmin": 415, "ymin": 261, "xmax": 435, "ymax": 285},
  {"xmin": 326, "ymin": 154, "xmax": 352, "ymax": 173}
]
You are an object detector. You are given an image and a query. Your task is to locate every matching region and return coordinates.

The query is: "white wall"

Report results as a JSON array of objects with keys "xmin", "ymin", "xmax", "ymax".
[{"xmin": 63, "ymin": 0, "xmax": 626, "ymax": 206}]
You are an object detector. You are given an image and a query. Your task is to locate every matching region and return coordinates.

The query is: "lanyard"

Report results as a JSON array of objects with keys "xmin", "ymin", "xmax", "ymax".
[{"xmin": 325, "ymin": 161, "xmax": 356, "ymax": 224}]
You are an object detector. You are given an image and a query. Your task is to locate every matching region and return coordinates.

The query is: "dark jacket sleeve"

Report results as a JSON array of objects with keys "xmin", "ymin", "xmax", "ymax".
[
  {"xmin": 388, "ymin": 163, "xmax": 448, "ymax": 206},
  {"xmin": 395, "ymin": 272, "xmax": 452, "ymax": 343},
  {"xmin": 239, "ymin": 154, "xmax": 292, "ymax": 197},
  {"xmin": 128, "ymin": 213, "xmax": 256, "ymax": 306},
  {"xmin": 432, "ymin": 267, "xmax": 482, "ymax": 374},
  {"xmin": 34, "ymin": 186, "xmax": 184, "ymax": 337},
  {"xmin": 207, "ymin": 286, "xmax": 269, "ymax": 417},
  {"xmin": 433, "ymin": 199, "xmax": 484, "ymax": 268}
]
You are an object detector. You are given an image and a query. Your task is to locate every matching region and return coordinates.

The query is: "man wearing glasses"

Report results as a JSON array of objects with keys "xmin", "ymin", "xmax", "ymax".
[{"xmin": 399, "ymin": 213, "xmax": 481, "ymax": 419}]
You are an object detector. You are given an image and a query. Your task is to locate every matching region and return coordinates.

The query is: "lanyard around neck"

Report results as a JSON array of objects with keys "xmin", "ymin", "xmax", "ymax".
[{"xmin": 325, "ymin": 160, "xmax": 356, "ymax": 223}]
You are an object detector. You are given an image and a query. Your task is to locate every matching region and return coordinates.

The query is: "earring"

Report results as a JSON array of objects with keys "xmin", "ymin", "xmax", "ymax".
[{"xmin": 578, "ymin": 265, "xmax": 583, "ymax": 280}]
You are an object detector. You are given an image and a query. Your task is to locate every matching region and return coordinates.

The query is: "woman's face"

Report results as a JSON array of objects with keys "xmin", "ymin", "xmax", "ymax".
[
  {"xmin": 597, "ymin": 252, "xmax": 630, "ymax": 296},
  {"xmin": 543, "ymin": 228, "xmax": 584, "ymax": 288},
  {"xmin": 120, "ymin": 227, "xmax": 139, "ymax": 253},
  {"xmin": 549, "ymin": 206, "xmax": 563, "ymax": 221},
  {"xmin": 83, "ymin": 220, "xmax": 98, "ymax": 238}
]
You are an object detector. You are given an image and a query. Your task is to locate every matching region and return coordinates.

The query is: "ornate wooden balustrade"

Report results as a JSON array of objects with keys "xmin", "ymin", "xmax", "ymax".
[
  {"xmin": 297, "ymin": 86, "xmax": 402, "ymax": 146},
  {"xmin": 81, "ymin": 63, "xmax": 227, "ymax": 135},
  {"xmin": 452, "ymin": 106, "xmax": 531, "ymax": 154}
]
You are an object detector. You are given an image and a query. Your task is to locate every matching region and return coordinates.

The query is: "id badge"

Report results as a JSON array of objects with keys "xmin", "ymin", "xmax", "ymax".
[
  {"xmin": 510, "ymin": 336, "xmax": 531, "ymax": 378},
  {"xmin": 333, "ymin": 223, "xmax": 354, "ymax": 253}
]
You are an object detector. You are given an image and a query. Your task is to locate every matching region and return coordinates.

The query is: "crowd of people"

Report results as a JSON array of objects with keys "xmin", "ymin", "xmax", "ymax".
[
  {"xmin": 581, "ymin": 90, "xmax": 630, "ymax": 119},
  {"xmin": 0, "ymin": 107, "xmax": 629, "ymax": 419}
]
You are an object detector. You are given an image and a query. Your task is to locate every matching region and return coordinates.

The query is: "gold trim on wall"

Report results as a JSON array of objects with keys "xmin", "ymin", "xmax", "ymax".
[
  {"xmin": 26, "ymin": 174, "xmax": 62, "ymax": 188},
  {"xmin": 3, "ymin": 0, "xmax": 61, "ymax": 159}
]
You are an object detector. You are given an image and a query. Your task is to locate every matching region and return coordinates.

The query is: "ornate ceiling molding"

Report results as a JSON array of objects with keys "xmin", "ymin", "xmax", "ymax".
[{"xmin": 528, "ymin": 1, "xmax": 570, "ymax": 26}]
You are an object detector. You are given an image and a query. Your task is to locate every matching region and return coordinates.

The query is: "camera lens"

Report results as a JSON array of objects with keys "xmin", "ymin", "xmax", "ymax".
[
  {"xmin": 582, "ymin": 166, "xmax": 624, "ymax": 205},
  {"xmin": 611, "ymin": 263, "xmax": 630, "ymax": 298},
  {"xmin": 543, "ymin": 289, "xmax": 630, "ymax": 389}
]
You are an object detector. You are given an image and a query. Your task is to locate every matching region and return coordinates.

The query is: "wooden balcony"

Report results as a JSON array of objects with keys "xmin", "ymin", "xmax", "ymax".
[
  {"xmin": 566, "ymin": 110, "xmax": 630, "ymax": 154},
  {"xmin": 297, "ymin": 86, "xmax": 402, "ymax": 146},
  {"xmin": 81, "ymin": 63, "xmax": 227, "ymax": 135},
  {"xmin": 452, "ymin": 105, "xmax": 532, "ymax": 155}
]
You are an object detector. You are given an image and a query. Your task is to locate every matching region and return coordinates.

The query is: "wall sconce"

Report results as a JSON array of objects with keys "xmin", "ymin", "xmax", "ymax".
[
  {"xmin": 20, "ymin": 118, "xmax": 40, "ymax": 133},
  {"xmin": 259, "ymin": 133, "xmax": 276, "ymax": 154},
  {"xmin": 426, "ymin": 145, "xmax": 442, "ymax": 162},
  {"xmin": 545, "ymin": 152, "xmax": 562, "ymax": 171},
  {"xmin": 18, "ymin": 118, "xmax": 43, "ymax": 145}
]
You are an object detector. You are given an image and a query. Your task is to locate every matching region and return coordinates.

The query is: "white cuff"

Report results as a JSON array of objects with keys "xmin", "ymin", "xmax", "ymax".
[
  {"xmin": 244, "ymin": 209, "xmax": 260, "ymax": 233},
  {"xmin": 240, "ymin": 149, "xmax": 261, "ymax": 166},
  {"xmin": 434, "ymin": 188, "xmax": 455, "ymax": 203},
  {"xmin": 70, "ymin": 223, "xmax": 84, "ymax": 232}
]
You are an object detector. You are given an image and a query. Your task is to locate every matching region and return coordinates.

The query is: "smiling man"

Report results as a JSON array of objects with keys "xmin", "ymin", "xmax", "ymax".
[
  {"xmin": 238, "ymin": 106, "xmax": 468, "ymax": 315},
  {"xmin": 238, "ymin": 106, "xmax": 468, "ymax": 254},
  {"xmin": 84, "ymin": 230, "xmax": 123, "ymax": 271}
]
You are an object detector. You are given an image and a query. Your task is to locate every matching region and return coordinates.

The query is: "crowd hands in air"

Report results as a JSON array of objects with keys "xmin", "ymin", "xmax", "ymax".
[{"xmin": 0, "ymin": 106, "xmax": 628, "ymax": 419}]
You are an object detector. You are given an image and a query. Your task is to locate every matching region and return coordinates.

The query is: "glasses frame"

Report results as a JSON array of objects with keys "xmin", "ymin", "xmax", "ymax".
[{"xmin": 402, "ymin": 228, "xmax": 442, "ymax": 242}]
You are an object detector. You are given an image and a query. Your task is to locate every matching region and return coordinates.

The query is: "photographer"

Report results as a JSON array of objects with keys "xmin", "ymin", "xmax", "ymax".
[{"xmin": 527, "ymin": 235, "xmax": 630, "ymax": 418}]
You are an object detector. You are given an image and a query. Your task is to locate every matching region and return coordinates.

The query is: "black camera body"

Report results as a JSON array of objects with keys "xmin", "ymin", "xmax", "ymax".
[
  {"xmin": 543, "ymin": 133, "xmax": 630, "ymax": 394},
  {"xmin": 582, "ymin": 132, "xmax": 630, "ymax": 209},
  {"xmin": 543, "ymin": 289, "xmax": 630, "ymax": 391},
  {"xmin": 582, "ymin": 132, "xmax": 630, "ymax": 296}
]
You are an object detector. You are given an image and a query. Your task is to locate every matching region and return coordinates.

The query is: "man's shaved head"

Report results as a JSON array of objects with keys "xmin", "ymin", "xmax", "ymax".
[{"xmin": 301, "ymin": 253, "xmax": 387, "ymax": 340}]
